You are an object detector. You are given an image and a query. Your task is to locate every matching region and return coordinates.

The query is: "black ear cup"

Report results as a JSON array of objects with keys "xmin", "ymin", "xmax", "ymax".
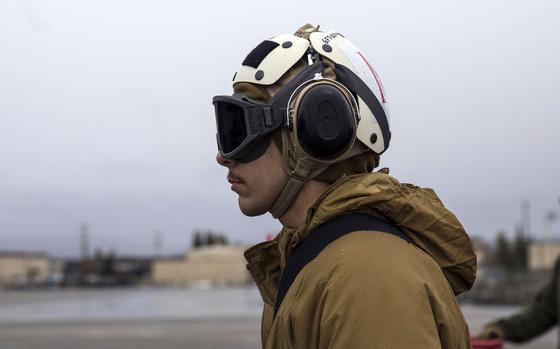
[{"xmin": 296, "ymin": 84, "xmax": 356, "ymax": 160}]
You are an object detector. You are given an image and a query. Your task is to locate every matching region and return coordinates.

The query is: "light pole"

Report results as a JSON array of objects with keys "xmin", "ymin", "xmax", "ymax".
[
  {"xmin": 544, "ymin": 211, "xmax": 559, "ymax": 240},
  {"xmin": 521, "ymin": 200, "xmax": 531, "ymax": 239}
]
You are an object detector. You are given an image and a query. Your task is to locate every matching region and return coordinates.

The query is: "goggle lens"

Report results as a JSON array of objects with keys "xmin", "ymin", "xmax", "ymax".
[{"xmin": 215, "ymin": 101, "xmax": 247, "ymax": 154}]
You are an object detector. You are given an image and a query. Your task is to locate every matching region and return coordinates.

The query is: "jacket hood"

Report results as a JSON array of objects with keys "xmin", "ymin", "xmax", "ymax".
[{"xmin": 277, "ymin": 171, "xmax": 477, "ymax": 295}]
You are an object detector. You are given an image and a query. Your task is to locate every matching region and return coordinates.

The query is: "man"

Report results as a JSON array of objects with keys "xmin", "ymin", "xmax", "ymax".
[
  {"xmin": 478, "ymin": 258, "xmax": 560, "ymax": 345},
  {"xmin": 214, "ymin": 24, "xmax": 477, "ymax": 348}
]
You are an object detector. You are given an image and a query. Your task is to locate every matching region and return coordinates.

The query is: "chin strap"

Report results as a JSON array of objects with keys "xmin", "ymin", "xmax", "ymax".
[
  {"xmin": 269, "ymin": 157, "xmax": 315, "ymax": 219},
  {"xmin": 270, "ymin": 127, "xmax": 331, "ymax": 219}
]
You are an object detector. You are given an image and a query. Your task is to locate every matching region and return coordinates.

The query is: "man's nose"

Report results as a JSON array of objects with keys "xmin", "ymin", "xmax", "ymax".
[{"xmin": 216, "ymin": 152, "xmax": 237, "ymax": 168}]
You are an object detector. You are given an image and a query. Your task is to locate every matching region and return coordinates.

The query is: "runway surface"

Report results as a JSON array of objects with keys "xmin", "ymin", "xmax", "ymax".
[{"xmin": 0, "ymin": 287, "xmax": 555, "ymax": 348}]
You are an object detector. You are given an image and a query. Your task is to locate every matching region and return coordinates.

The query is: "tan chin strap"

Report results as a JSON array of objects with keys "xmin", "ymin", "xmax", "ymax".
[
  {"xmin": 265, "ymin": 136, "xmax": 324, "ymax": 218},
  {"xmin": 269, "ymin": 157, "xmax": 315, "ymax": 219},
  {"xmin": 269, "ymin": 141, "xmax": 373, "ymax": 219}
]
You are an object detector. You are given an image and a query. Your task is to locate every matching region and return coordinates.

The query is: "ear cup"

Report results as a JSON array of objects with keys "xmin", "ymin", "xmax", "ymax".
[{"xmin": 296, "ymin": 84, "xmax": 356, "ymax": 160}]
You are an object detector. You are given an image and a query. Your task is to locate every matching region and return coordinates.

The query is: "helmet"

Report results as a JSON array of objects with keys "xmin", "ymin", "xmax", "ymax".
[{"xmin": 213, "ymin": 24, "xmax": 390, "ymax": 217}]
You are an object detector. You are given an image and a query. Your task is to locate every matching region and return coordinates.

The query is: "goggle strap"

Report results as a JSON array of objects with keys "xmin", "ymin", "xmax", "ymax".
[{"xmin": 263, "ymin": 106, "xmax": 286, "ymax": 130}]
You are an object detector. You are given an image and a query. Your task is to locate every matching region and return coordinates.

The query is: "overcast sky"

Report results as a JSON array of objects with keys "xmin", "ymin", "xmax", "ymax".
[{"xmin": 0, "ymin": 0, "xmax": 559, "ymax": 257}]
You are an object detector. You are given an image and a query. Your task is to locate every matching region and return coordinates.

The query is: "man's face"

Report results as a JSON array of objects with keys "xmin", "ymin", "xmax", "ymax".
[{"xmin": 216, "ymin": 140, "xmax": 288, "ymax": 216}]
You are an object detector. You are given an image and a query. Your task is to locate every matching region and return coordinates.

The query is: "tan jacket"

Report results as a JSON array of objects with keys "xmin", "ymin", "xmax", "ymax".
[{"xmin": 245, "ymin": 172, "xmax": 477, "ymax": 349}]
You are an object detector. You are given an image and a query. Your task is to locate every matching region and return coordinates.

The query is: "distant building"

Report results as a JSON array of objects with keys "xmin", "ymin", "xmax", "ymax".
[
  {"xmin": 528, "ymin": 240, "xmax": 560, "ymax": 271},
  {"xmin": 0, "ymin": 251, "xmax": 51, "ymax": 287},
  {"xmin": 62, "ymin": 255, "xmax": 153, "ymax": 286},
  {"xmin": 152, "ymin": 245, "xmax": 249, "ymax": 286}
]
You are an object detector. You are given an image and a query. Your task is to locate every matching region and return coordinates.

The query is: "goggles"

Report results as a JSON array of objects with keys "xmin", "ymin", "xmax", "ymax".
[
  {"xmin": 213, "ymin": 94, "xmax": 286, "ymax": 162},
  {"xmin": 213, "ymin": 62, "xmax": 326, "ymax": 163}
]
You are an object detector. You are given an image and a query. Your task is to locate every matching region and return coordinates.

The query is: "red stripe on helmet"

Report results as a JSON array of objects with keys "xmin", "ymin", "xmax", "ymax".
[{"xmin": 357, "ymin": 51, "xmax": 387, "ymax": 103}]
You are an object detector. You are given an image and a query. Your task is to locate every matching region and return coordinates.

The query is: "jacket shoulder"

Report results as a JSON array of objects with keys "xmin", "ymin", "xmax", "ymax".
[
  {"xmin": 293, "ymin": 230, "xmax": 471, "ymax": 349},
  {"xmin": 312, "ymin": 230, "xmax": 444, "ymax": 286}
]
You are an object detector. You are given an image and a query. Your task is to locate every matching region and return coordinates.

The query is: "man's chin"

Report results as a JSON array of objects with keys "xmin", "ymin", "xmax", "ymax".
[{"xmin": 238, "ymin": 198, "xmax": 270, "ymax": 217}]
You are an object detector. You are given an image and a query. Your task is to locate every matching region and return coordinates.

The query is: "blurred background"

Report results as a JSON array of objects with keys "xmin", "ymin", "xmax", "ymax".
[{"xmin": 0, "ymin": 0, "xmax": 559, "ymax": 348}]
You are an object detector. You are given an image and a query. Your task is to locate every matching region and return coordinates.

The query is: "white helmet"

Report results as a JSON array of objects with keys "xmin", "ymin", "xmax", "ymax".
[{"xmin": 232, "ymin": 29, "xmax": 390, "ymax": 155}]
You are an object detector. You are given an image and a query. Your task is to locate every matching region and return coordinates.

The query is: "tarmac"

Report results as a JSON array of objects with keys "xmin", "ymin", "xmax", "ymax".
[
  {"xmin": 0, "ymin": 318, "xmax": 261, "ymax": 349},
  {"xmin": 0, "ymin": 288, "xmax": 556, "ymax": 349}
]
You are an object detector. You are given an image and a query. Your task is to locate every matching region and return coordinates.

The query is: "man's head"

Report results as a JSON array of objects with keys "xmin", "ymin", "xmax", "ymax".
[{"xmin": 214, "ymin": 24, "xmax": 390, "ymax": 218}]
